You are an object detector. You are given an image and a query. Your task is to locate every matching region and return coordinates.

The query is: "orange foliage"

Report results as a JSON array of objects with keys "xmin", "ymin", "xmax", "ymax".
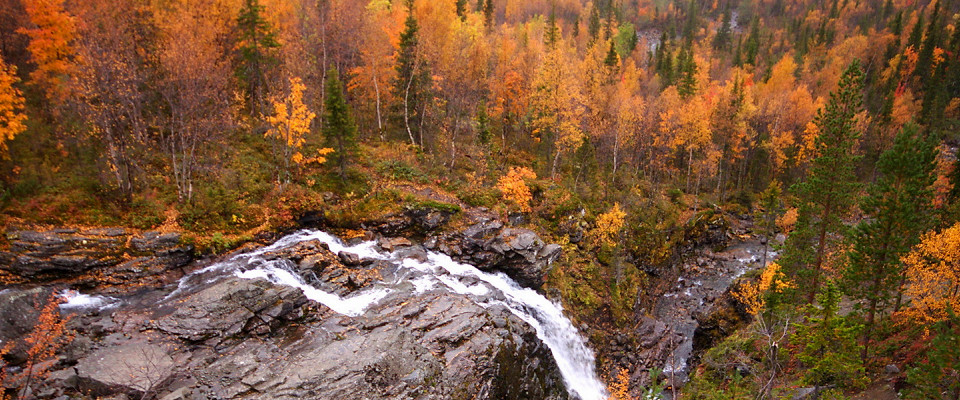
[
  {"xmin": 0, "ymin": 56, "xmax": 26, "ymax": 159},
  {"xmin": 900, "ymin": 223, "xmax": 960, "ymax": 325},
  {"xmin": 18, "ymin": 0, "xmax": 77, "ymax": 103},
  {"xmin": 496, "ymin": 166, "xmax": 536, "ymax": 212},
  {"xmin": 607, "ymin": 368, "xmax": 634, "ymax": 400}
]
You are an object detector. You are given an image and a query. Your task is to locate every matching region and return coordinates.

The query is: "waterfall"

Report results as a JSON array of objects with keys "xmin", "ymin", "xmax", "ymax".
[{"xmin": 202, "ymin": 229, "xmax": 609, "ymax": 400}]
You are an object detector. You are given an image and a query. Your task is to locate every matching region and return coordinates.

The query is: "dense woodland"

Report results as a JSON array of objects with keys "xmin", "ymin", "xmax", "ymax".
[{"xmin": 1, "ymin": 0, "xmax": 960, "ymax": 398}]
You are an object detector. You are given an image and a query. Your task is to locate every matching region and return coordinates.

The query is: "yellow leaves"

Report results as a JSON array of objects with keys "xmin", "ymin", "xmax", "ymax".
[
  {"xmin": 607, "ymin": 368, "xmax": 634, "ymax": 400},
  {"xmin": 0, "ymin": 56, "xmax": 27, "ymax": 159},
  {"xmin": 591, "ymin": 203, "xmax": 627, "ymax": 247},
  {"xmin": 900, "ymin": 223, "xmax": 960, "ymax": 325},
  {"xmin": 496, "ymin": 166, "xmax": 536, "ymax": 213},
  {"xmin": 777, "ymin": 207, "xmax": 799, "ymax": 233},
  {"xmin": 732, "ymin": 262, "xmax": 792, "ymax": 315},
  {"xmin": 266, "ymin": 77, "xmax": 316, "ymax": 161}
]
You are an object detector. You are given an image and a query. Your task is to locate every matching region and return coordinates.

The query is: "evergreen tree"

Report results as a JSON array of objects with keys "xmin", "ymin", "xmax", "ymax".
[
  {"xmin": 455, "ymin": 0, "xmax": 468, "ymax": 20},
  {"xmin": 236, "ymin": 0, "xmax": 280, "ymax": 119},
  {"xmin": 323, "ymin": 68, "xmax": 358, "ymax": 182},
  {"xmin": 476, "ymin": 102, "xmax": 492, "ymax": 147},
  {"xmin": 907, "ymin": 14, "xmax": 924, "ymax": 50},
  {"xmin": 604, "ymin": 40, "xmax": 619, "ymax": 70},
  {"xmin": 844, "ymin": 123, "xmax": 937, "ymax": 361},
  {"xmin": 914, "ymin": 1, "xmax": 940, "ymax": 80},
  {"xmin": 905, "ymin": 308, "xmax": 960, "ymax": 400},
  {"xmin": 713, "ymin": 8, "xmax": 732, "ymax": 50},
  {"xmin": 482, "ymin": 0, "xmax": 494, "ymax": 27},
  {"xmin": 392, "ymin": 0, "xmax": 431, "ymax": 147},
  {"xmin": 588, "ymin": 5, "xmax": 601, "ymax": 43},
  {"xmin": 792, "ymin": 281, "xmax": 867, "ymax": 389},
  {"xmin": 743, "ymin": 18, "xmax": 761, "ymax": 66},
  {"xmin": 781, "ymin": 60, "xmax": 865, "ymax": 303},
  {"xmin": 545, "ymin": 10, "xmax": 559, "ymax": 48},
  {"xmin": 676, "ymin": 42, "xmax": 698, "ymax": 98}
]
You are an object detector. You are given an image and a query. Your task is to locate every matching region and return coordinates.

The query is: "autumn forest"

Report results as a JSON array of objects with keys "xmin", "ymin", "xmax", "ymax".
[{"xmin": 1, "ymin": 0, "xmax": 960, "ymax": 398}]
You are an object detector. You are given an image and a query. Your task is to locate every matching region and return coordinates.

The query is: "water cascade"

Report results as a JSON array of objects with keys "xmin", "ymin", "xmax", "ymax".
[{"xmin": 175, "ymin": 230, "xmax": 608, "ymax": 400}]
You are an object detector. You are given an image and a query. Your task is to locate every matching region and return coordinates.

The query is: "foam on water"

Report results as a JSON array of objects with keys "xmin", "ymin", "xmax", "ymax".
[
  {"xmin": 172, "ymin": 229, "xmax": 608, "ymax": 400},
  {"xmin": 59, "ymin": 290, "xmax": 117, "ymax": 310}
]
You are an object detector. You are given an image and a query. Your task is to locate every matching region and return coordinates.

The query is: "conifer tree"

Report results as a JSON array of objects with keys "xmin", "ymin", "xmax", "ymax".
[
  {"xmin": 392, "ymin": 0, "xmax": 431, "ymax": 147},
  {"xmin": 545, "ymin": 11, "xmax": 559, "ymax": 48},
  {"xmin": 781, "ymin": 60, "xmax": 865, "ymax": 303},
  {"xmin": 905, "ymin": 308, "xmax": 960, "ymax": 400},
  {"xmin": 792, "ymin": 281, "xmax": 866, "ymax": 389},
  {"xmin": 844, "ymin": 123, "xmax": 937, "ymax": 361},
  {"xmin": 914, "ymin": 1, "xmax": 940, "ymax": 80},
  {"xmin": 588, "ymin": 5, "xmax": 601, "ymax": 43},
  {"xmin": 676, "ymin": 42, "xmax": 698, "ymax": 99},
  {"xmin": 236, "ymin": 0, "xmax": 280, "ymax": 118},
  {"xmin": 906, "ymin": 14, "xmax": 924, "ymax": 49},
  {"xmin": 713, "ymin": 9, "xmax": 732, "ymax": 50},
  {"xmin": 603, "ymin": 40, "xmax": 619, "ymax": 71},
  {"xmin": 323, "ymin": 68, "xmax": 358, "ymax": 182}
]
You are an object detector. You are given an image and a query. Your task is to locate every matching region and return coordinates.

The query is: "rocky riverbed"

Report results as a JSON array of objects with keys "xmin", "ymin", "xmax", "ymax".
[{"xmin": 0, "ymin": 209, "xmax": 595, "ymax": 400}]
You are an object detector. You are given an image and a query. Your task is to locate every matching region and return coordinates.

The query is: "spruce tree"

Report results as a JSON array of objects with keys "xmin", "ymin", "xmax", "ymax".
[
  {"xmin": 907, "ymin": 14, "xmax": 924, "ymax": 50},
  {"xmin": 588, "ymin": 5, "xmax": 601, "ymax": 43},
  {"xmin": 791, "ymin": 281, "xmax": 866, "ymax": 388},
  {"xmin": 914, "ymin": 1, "xmax": 940, "ymax": 80},
  {"xmin": 781, "ymin": 60, "xmax": 865, "ymax": 303},
  {"xmin": 236, "ymin": 0, "xmax": 280, "ymax": 118},
  {"xmin": 905, "ymin": 308, "xmax": 960, "ymax": 400},
  {"xmin": 545, "ymin": 11, "xmax": 559, "ymax": 48},
  {"xmin": 712, "ymin": 9, "xmax": 732, "ymax": 50},
  {"xmin": 843, "ymin": 123, "xmax": 937, "ymax": 361},
  {"xmin": 392, "ymin": 0, "xmax": 431, "ymax": 147},
  {"xmin": 323, "ymin": 68, "xmax": 358, "ymax": 182},
  {"xmin": 604, "ymin": 40, "xmax": 619, "ymax": 70},
  {"xmin": 676, "ymin": 42, "xmax": 698, "ymax": 99}
]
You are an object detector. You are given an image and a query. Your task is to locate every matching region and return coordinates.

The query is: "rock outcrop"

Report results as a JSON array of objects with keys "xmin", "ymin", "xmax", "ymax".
[
  {"xmin": 0, "ymin": 228, "xmax": 193, "ymax": 290},
  {"xmin": 3, "ymin": 227, "xmax": 569, "ymax": 400}
]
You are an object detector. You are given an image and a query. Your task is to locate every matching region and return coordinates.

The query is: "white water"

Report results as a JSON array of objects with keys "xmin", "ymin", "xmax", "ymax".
[
  {"xmin": 58, "ymin": 290, "xmax": 118, "ymax": 310},
  {"xmin": 172, "ymin": 229, "xmax": 608, "ymax": 400}
]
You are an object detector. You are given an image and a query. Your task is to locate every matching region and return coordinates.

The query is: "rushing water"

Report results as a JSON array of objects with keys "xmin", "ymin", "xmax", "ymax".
[{"xmin": 173, "ymin": 229, "xmax": 608, "ymax": 400}]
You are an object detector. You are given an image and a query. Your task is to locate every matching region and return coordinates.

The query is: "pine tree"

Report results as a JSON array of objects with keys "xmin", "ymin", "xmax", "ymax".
[
  {"xmin": 603, "ymin": 40, "xmax": 619, "ymax": 71},
  {"xmin": 914, "ymin": 1, "xmax": 940, "ymax": 80},
  {"xmin": 545, "ymin": 10, "xmax": 559, "ymax": 48},
  {"xmin": 713, "ymin": 8, "xmax": 732, "ymax": 50},
  {"xmin": 236, "ymin": 0, "xmax": 280, "ymax": 119},
  {"xmin": 455, "ymin": 0, "xmax": 468, "ymax": 20},
  {"xmin": 676, "ymin": 42, "xmax": 698, "ymax": 99},
  {"xmin": 781, "ymin": 60, "xmax": 865, "ymax": 303},
  {"xmin": 323, "ymin": 68, "xmax": 358, "ymax": 182},
  {"xmin": 906, "ymin": 14, "xmax": 924, "ymax": 50},
  {"xmin": 844, "ymin": 123, "xmax": 937, "ymax": 361},
  {"xmin": 392, "ymin": 0, "xmax": 431, "ymax": 147},
  {"xmin": 482, "ymin": 0, "xmax": 494, "ymax": 27},
  {"xmin": 588, "ymin": 4, "xmax": 601, "ymax": 43},
  {"xmin": 743, "ymin": 18, "xmax": 761, "ymax": 66},
  {"xmin": 905, "ymin": 308, "xmax": 960, "ymax": 400},
  {"xmin": 791, "ymin": 281, "xmax": 867, "ymax": 389}
]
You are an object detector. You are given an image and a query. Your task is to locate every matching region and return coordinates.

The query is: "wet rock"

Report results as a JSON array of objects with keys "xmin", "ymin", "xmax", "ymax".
[
  {"xmin": 154, "ymin": 278, "xmax": 308, "ymax": 342},
  {"xmin": 338, "ymin": 251, "xmax": 361, "ymax": 266},
  {"xmin": 436, "ymin": 223, "xmax": 560, "ymax": 289}
]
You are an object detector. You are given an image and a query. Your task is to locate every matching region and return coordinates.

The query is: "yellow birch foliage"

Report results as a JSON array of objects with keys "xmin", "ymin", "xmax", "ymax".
[
  {"xmin": 0, "ymin": 56, "xmax": 27, "ymax": 159},
  {"xmin": 18, "ymin": 0, "xmax": 77, "ymax": 102},
  {"xmin": 266, "ymin": 77, "xmax": 332, "ymax": 168},
  {"xmin": 900, "ymin": 223, "xmax": 960, "ymax": 324},
  {"xmin": 607, "ymin": 368, "xmax": 635, "ymax": 400},
  {"xmin": 496, "ymin": 166, "xmax": 536, "ymax": 212},
  {"xmin": 592, "ymin": 203, "xmax": 627, "ymax": 247},
  {"xmin": 732, "ymin": 262, "xmax": 793, "ymax": 315}
]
